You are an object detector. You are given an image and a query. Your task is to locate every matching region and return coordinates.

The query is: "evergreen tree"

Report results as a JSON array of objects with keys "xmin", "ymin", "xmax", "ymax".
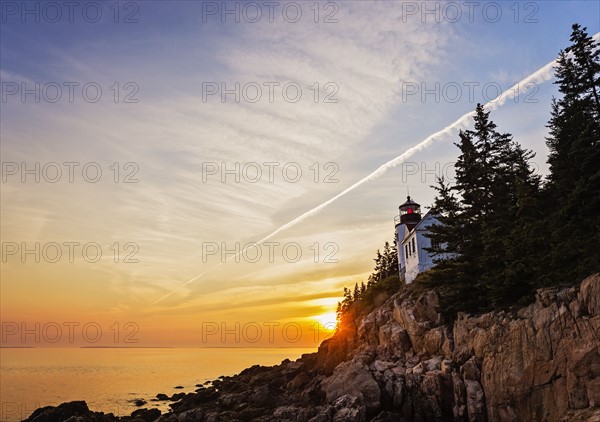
[
  {"xmin": 343, "ymin": 287, "xmax": 352, "ymax": 306},
  {"xmin": 382, "ymin": 241, "xmax": 392, "ymax": 278},
  {"xmin": 373, "ymin": 249, "xmax": 384, "ymax": 282},
  {"xmin": 425, "ymin": 104, "xmax": 541, "ymax": 313},
  {"xmin": 425, "ymin": 176, "xmax": 481, "ymax": 314},
  {"xmin": 388, "ymin": 236, "xmax": 399, "ymax": 279},
  {"xmin": 337, "ymin": 235, "xmax": 402, "ymax": 318},
  {"xmin": 353, "ymin": 283, "xmax": 360, "ymax": 301},
  {"xmin": 545, "ymin": 24, "xmax": 600, "ymax": 283}
]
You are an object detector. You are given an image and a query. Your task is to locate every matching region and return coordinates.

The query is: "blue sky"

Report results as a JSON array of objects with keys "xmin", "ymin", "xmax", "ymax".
[{"xmin": 1, "ymin": 1, "xmax": 599, "ymax": 344}]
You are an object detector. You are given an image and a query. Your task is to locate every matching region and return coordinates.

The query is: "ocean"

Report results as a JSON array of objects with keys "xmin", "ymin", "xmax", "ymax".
[{"xmin": 0, "ymin": 347, "xmax": 314, "ymax": 422}]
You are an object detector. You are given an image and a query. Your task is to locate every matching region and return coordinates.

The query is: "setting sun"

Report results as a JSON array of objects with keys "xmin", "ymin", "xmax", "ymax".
[{"xmin": 314, "ymin": 312, "xmax": 338, "ymax": 331}]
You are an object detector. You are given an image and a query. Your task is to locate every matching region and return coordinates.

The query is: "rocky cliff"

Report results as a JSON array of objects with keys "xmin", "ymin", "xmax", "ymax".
[{"xmin": 25, "ymin": 274, "xmax": 600, "ymax": 422}]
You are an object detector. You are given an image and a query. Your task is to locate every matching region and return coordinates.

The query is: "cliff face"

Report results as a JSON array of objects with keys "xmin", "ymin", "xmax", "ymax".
[
  {"xmin": 316, "ymin": 273, "xmax": 600, "ymax": 421},
  {"xmin": 25, "ymin": 274, "xmax": 600, "ymax": 422}
]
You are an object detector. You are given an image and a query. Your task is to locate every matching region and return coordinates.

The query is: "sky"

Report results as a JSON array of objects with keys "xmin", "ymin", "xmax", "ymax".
[{"xmin": 1, "ymin": 1, "xmax": 599, "ymax": 348}]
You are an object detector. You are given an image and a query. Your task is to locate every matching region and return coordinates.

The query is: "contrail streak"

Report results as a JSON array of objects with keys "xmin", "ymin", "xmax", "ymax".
[{"xmin": 152, "ymin": 33, "xmax": 598, "ymax": 305}]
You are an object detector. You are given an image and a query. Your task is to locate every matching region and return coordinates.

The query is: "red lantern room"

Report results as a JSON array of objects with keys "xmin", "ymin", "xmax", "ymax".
[{"xmin": 397, "ymin": 196, "xmax": 422, "ymax": 230}]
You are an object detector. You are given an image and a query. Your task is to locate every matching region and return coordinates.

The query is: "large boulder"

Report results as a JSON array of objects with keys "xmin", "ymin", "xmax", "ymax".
[
  {"xmin": 323, "ymin": 360, "xmax": 381, "ymax": 414},
  {"xmin": 24, "ymin": 401, "xmax": 99, "ymax": 422},
  {"xmin": 579, "ymin": 273, "xmax": 600, "ymax": 316}
]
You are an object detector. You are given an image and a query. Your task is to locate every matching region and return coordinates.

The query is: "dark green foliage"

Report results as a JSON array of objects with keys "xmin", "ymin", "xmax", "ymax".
[
  {"xmin": 425, "ymin": 104, "xmax": 542, "ymax": 315},
  {"xmin": 424, "ymin": 24, "xmax": 599, "ymax": 318},
  {"xmin": 545, "ymin": 24, "xmax": 600, "ymax": 284},
  {"xmin": 337, "ymin": 236, "xmax": 401, "ymax": 321}
]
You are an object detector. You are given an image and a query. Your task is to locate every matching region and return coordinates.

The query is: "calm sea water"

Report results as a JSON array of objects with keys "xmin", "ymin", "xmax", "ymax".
[{"xmin": 0, "ymin": 347, "xmax": 314, "ymax": 422}]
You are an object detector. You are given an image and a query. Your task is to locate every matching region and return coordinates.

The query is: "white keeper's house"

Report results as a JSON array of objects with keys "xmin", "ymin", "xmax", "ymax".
[{"xmin": 394, "ymin": 196, "xmax": 451, "ymax": 283}]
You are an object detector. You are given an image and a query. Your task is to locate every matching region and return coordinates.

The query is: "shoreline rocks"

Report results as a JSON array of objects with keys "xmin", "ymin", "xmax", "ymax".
[{"xmin": 23, "ymin": 274, "xmax": 600, "ymax": 422}]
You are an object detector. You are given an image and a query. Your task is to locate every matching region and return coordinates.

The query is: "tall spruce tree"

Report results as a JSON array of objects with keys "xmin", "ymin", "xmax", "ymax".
[
  {"xmin": 382, "ymin": 242, "xmax": 392, "ymax": 279},
  {"xmin": 390, "ymin": 236, "xmax": 399, "ymax": 278},
  {"xmin": 425, "ymin": 176, "xmax": 479, "ymax": 314},
  {"xmin": 425, "ymin": 104, "xmax": 541, "ymax": 314},
  {"xmin": 545, "ymin": 24, "xmax": 600, "ymax": 283}
]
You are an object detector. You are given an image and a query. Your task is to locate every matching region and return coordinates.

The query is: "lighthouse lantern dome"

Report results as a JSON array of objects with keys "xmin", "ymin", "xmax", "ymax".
[{"xmin": 398, "ymin": 196, "xmax": 422, "ymax": 226}]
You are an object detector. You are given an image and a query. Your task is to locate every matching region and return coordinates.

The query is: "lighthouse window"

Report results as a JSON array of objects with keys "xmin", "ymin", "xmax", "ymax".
[
  {"xmin": 412, "ymin": 238, "xmax": 416, "ymax": 255},
  {"xmin": 405, "ymin": 245, "xmax": 409, "ymax": 257}
]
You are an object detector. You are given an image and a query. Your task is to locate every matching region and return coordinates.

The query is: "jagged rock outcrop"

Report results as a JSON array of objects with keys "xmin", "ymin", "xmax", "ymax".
[{"xmin": 24, "ymin": 274, "xmax": 600, "ymax": 422}]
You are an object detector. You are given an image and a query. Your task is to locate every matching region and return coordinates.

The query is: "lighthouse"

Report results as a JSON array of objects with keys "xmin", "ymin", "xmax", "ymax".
[{"xmin": 394, "ymin": 196, "xmax": 448, "ymax": 283}]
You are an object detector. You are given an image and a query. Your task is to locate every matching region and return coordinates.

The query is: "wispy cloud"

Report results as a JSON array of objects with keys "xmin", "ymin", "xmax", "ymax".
[
  {"xmin": 2, "ymin": 3, "xmax": 453, "ymax": 310},
  {"xmin": 3, "ymin": 2, "xmax": 596, "ymax": 342}
]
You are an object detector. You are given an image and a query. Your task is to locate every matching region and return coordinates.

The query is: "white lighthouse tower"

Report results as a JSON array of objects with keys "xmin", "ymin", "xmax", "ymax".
[{"xmin": 394, "ymin": 196, "xmax": 447, "ymax": 283}]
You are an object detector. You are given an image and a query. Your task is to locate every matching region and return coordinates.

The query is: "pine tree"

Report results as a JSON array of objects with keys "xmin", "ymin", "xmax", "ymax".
[
  {"xmin": 382, "ymin": 242, "xmax": 392, "ymax": 279},
  {"xmin": 493, "ymin": 142, "xmax": 543, "ymax": 303},
  {"xmin": 425, "ymin": 104, "xmax": 541, "ymax": 313},
  {"xmin": 390, "ymin": 235, "xmax": 399, "ymax": 270},
  {"xmin": 545, "ymin": 24, "xmax": 600, "ymax": 284},
  {"xmin": 337, "ymin": 235, "xmax": 402, "ymax": 318},
  {"xmin": 425, "ymin": 175, "xmax": 482, "ymax": 314},
  {"xmin": 343, "ymin": 287, "xmax": 352, "ymax": 306},
  {"xmin": 373, "ymin": 250, "xmax": 384, "ymax": 282}
]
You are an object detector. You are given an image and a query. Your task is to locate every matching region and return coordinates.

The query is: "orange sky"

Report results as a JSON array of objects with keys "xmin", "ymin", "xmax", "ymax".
[{"xmin": 2, "ymin": 2, "xmax": 594, "ymax": 349}]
